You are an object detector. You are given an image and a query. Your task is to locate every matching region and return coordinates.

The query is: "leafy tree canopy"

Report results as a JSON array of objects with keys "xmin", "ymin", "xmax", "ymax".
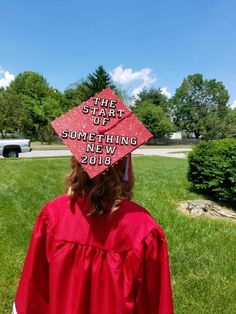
[
  {"xmin": 1, "ymin": 71, "xmax": 65, "ymax": 140},
  {"xmin": 133, "ymin": 88, "xmax": 170, "ymax": 113},
  {"xmin": 134, "ymin": 101, "xmax": 175, "ymax": 138},
  {"xmin": 9, "ymin": 71, "xmax": 49, "ymax": 99},
  {"xmin": 225, "ymin": 108, "xmax": 236, "ymax": 138},
  {"xmin": 131, "ymin": 88, "xmax": 173, "ymax": 138},
  {"xmin": 171, "ymin": 74, "xmax": 230, "ymax": 139}
]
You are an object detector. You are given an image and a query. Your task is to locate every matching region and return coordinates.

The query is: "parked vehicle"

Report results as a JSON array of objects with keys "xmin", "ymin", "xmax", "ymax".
[{"xmin": 0, "ymin": 139, "xmax": 32, "ymax": 158}]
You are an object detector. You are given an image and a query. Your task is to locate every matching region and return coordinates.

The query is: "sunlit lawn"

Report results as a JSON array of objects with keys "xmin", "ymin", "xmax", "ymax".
[{"xmin": 0, "ymin": 156, "xmax": 235, "ymax": 313}]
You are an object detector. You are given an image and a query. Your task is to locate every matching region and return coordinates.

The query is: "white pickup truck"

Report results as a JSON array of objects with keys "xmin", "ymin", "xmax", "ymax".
[{"xmin": 0, "ymin": 139, "xmax": 32, "ymax": 158}]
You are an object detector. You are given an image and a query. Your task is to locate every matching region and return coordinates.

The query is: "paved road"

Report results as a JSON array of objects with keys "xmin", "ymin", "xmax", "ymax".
[{"xmin": 13, "ymin": 147, "xmax": 192, "ymax": 159}]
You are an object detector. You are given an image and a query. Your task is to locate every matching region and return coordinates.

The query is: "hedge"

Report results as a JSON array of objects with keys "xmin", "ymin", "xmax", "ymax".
[{"xmin": 188, "ymin": 139, "xmax": 236, "ymax": 206}]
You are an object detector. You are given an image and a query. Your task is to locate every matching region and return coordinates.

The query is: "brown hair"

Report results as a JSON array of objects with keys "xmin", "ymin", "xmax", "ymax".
[{"xmin": 65, "ymin": 156, "xmax": 134, "ymax": 215}]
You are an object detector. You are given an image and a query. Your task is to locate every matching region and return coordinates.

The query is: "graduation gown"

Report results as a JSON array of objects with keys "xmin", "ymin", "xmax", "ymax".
[{"xmin": 14, "ymin": 195, "xmax": 174, "ymax": 314}]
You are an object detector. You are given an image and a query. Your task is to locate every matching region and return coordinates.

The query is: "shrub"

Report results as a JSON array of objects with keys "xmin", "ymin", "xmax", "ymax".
[{"xmin": 188, "ymin": 139, "xmax": 236, "ymax": 205}]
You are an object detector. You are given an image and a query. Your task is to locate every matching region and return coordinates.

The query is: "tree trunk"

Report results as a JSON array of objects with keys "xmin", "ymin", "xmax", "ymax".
[
  {"xmin": 194, "ymin": 130, "xmax": 200, "ymax": 139},
  {"xmin": 0, "ymin": 130, "xmax": 5, "ymax": 138}
]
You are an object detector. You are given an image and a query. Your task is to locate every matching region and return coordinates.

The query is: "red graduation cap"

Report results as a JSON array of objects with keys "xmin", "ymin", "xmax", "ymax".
[{"xmin": 51, "ymin": 87, "xmax": 153, "ymax": 178}]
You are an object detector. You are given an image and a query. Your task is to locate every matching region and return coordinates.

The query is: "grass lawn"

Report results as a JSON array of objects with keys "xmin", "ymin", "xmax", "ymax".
[
  {"xmin": 31, "ymin": 141, "xmax": 66, "ymax": 150},
  {"xmin": 0, "ymin": 156, "xmax": 235, "ymax": 313}
]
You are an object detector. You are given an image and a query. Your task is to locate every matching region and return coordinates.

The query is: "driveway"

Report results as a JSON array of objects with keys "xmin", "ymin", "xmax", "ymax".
[{"xmin": 15, "ymin": 147, "xmax": 192, "ymax": 159}]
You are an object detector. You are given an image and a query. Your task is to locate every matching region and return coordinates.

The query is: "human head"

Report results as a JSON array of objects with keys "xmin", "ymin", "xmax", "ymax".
[{"xmin": 65, "ymin": 156, "xmax": 134, "ymax": 215}]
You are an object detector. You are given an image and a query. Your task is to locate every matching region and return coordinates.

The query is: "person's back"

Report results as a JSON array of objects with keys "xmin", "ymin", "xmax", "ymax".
[{"xmin": 15, "ymin": 195, "xmax": 173, "ymax": 314}]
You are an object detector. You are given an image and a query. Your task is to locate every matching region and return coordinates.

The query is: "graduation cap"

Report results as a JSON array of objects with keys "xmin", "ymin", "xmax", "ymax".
[{"xmin": 51, "ymin": 87, "xmax": 153, "ymax": 178}]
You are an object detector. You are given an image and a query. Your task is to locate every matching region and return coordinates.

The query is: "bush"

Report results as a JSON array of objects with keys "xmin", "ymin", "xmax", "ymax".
[{"xmin": 188, "ymin": 139, "xmax": 236, "ymax": 205}]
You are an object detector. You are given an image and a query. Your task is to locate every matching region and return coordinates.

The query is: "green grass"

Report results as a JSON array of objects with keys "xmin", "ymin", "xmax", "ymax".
[
  {"xmin": 0, "ymin": 156, "xmax": 235, "ymax": 313},
  {"xmin": 31, "ymin": 141, "xmax": 66, "ymax": 150},
  {"xmin": 168, "ymin": 150, "xmax": 191, "ymax": 154}
]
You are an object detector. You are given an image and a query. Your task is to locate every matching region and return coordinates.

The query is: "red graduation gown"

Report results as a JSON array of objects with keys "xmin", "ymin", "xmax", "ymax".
[{"xmin": 14, "ymin": 195, "xmax": 174, "ymax": 314}]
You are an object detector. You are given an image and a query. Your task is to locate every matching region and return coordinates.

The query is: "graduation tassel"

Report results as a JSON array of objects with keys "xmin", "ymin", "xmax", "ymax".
[{"xmin": 123, "ymin": 155, "xmax": 130, "ymax": 182}]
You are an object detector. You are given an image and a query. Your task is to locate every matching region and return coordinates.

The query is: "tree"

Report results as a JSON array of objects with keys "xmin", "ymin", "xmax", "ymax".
[
  {"xmin": 64, "ymin": 81, "xmax": 90, "ymax": 107},
  {"xmin": 9, "ymin": 71, "xmax": 50, "ymax": 99},
  {"xmin": 0, "ymin": 88, "xmax": 23, "ymax": 138},
  {"xmin": 84, "ymin": 65, "xmax": 116, "ymax": 96},
  {"xmin": 225, "ymin": 108, "xmax": 236, "ymax": 138},
  {"xmin": 171, "ymin": 74, "xmax": 230, "ymax": 139},
  {"xmin": 0, "ymin": 88, "xmax": 4, "ymax": 137},
  {"xmin": 201, "ymin": 111, "xmax": 229, "ymax": 140},
  {"xmin": 131, "ymin": 88, "xmax": 174, "ymax": 138},
  {"xmin": 133, "ymin": 88, "xmax": 170, "ymax": 113},
  {"xmin": 37, "ymin": 90, "xmax": 66, "ymax": 143},
  {"xmin": 134, "ymin": 101, "xmax": 175, "ymax": 138},
  {"xmin": 64, "ymin": 65, "xmax": 117, "ymax": 106},
  {"xmin": 4, "ymin": 71, "xmax": 65, "ymax": 140}
]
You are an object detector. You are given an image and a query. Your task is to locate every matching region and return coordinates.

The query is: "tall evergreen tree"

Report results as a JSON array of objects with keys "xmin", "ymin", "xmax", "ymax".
[
  {"xmin": 64, "ymin": 65, "xmax": 117, "ymax": 106},
  {"xmin": 84, "ymin": 65, "xmax": 116, "ymax": 97}
]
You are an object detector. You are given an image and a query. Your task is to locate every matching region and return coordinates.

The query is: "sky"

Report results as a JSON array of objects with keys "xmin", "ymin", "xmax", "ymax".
[{"xmin": 0, "ymin": 0, "xmax": 236, "ymax": 107}]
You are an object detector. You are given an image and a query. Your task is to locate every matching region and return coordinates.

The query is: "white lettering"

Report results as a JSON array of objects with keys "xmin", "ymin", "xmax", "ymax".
[
  {"xmin": 96, "ymin": 145, "xmax": 103, "ymax": 154},
  {"xmin": 91, "ymin": 107, "xmax": 99, "ymax": 115},
  {"xmin": 105, "ymin": 145, "xmax": 117, "ymax": 155},
  {"xmin": 110, "ymin": 100, "xmax": 117, "ymax": 108},
  {"xmin": 120, "ymin": 136, "xmax": 129, "ymax": 145},
  {"xmin": 94, "ymin": 97, "xmax": 100, "ymax": 105},
  {"xmin": 97, "ymin": 134, "xmax": 105, "ymax": 143},
  {"xmin": 102, "ymin": 117, "xmax": 109, "ymax": 125},
  {"xmin": 108, "ymin": 109, "xmax": 116, "ymax": 117},
  {"xmin": 70, "ymin": 130, "xmax": 77, "ymax": 139},
  {"xmin": 61, "ymin": 129, "xmax": 69, "ymax": 139},
  {"xmin": 101, "ymin": 98, "xmax": 109, "ymax": 107},
  {"xmin": 117, "ymin": 109, "xmax": 125, "ymax": 118},
  {"xmin": 89, "ymin": 156, "xmax": 96, "ymax": 165},
  {"xmin": 81, "ymin": 155, "xmax": 88, "ymax": 164},
  {"xmin": 93, "ymin": 117, "xmax": 100, "ymax": 125},
  {"xmin": 106, "ymin": 134, "xmax": 114, "ymax": 144},
  {"xmin": 77, "ymin": 132, "xmax": 87, "ymax": 141},
  {"xmin": 130, "ymin": 137, "xmax": 137, "ymax": 146},
  {"xmin": 82, "ymin": 105, "xmax": 90, "ymax": 114},
  {"xmin": 88, "ymin": 133, "xmax": 96, "ymax": 142},
  {"xmin": 86, "ymin": 143, "xmax": 95, "ymax": 153},
  {"xmin": 115, "ymin": 135, "xmax": 120, "ymax": 144},
  {"xmin": 99, "ymin": 108, "xmax": 107, "ymax": 116}
]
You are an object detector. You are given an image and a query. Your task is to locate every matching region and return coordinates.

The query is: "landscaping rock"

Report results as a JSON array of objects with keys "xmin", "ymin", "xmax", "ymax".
[{"xmin": 178, "ymin": 200, "xmax": 236, "ymax": 221}]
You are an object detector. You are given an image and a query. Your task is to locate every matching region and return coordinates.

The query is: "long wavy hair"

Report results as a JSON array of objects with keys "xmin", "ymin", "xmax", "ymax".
[{"xmin": 65, "ymin": 156, "xmax": 134, "ymax": 215}]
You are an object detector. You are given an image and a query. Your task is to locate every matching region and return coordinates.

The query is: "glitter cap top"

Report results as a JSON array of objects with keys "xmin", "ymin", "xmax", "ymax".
[{"xmin": 51, "ymin": 87, "xmax": 153, "ymax": 178}]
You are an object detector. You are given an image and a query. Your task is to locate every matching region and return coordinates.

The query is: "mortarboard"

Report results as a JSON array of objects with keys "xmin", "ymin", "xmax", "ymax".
[{"xmin": 51, "ymin": 87, "xmax": 153, "ymax": 178}]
